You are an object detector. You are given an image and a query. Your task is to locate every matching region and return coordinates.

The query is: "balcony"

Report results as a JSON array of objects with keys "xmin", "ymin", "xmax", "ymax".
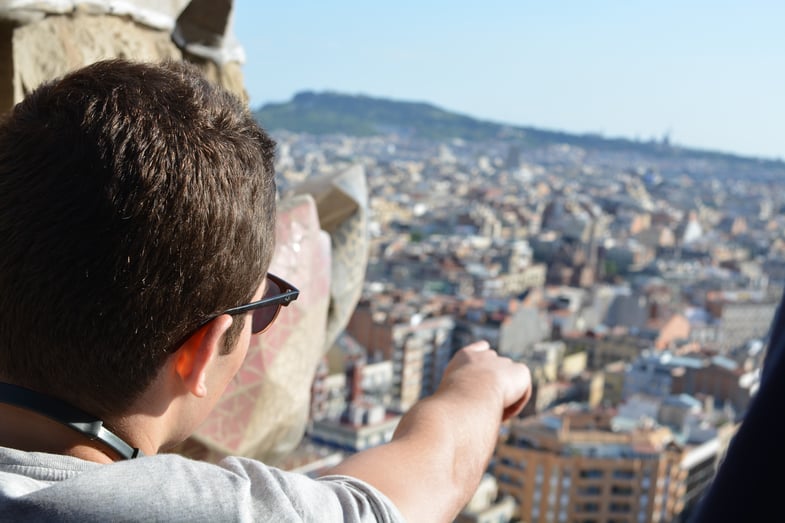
[
  {"xmin": 612, "ymin": 469, "xmax": 636, "ymax": 480},
  {"xmin": 579, "ymin": 469, "xmax": 604, "ymax": 480},
  {"xmin": 611, "ymin": 485, "xmax": 634, "ymax": 496},
  {"xmin": 576, "ymin": 485, "xmax": 602, "ymax": 496},
  {"xmin": 574, "ymin": 502, "xmax": 600, "ymax": 513},
  {"xmin": 609, "ymin": 502, "xmax": 632, "ymax": 513}
]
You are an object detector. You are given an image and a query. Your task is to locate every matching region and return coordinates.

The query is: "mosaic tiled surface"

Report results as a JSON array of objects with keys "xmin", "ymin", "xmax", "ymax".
[
  {"xmin": 178, "ymin": 166, "xmax": 369, "ymax": 463},
  {"xmin": 188, "ymin": 195, "xmax": 331, "ymax": 459},
  {"xmin": 294, "ymin": 165, "xmax": 369, "ymax": 351}
]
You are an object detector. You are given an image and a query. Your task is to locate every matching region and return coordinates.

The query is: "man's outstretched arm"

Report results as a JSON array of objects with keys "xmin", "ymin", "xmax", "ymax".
[{"xmin": 324, "ymin": 341, "xmax": 532, "ymax": 523}]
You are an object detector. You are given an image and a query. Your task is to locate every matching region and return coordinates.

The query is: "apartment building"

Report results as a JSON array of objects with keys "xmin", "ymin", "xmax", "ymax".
[
  {"xmin": 346, "ymin": 299, "xmax": 455, "ymax": 411},
  {"xmin": 495, "ymin": 407, "xmax": 725, "ymax": 522},
  {"xmin": 308, "ymin": 407, "xmax": 401, "ymax": 453},
  {"xmin": 705, "ymin": 290, "xmax": 778, "ymax": 351}
]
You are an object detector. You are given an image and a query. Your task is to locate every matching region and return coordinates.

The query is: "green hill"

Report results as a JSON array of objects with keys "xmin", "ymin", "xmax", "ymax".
[
  {"xmin": 255, "ymin": 91, "xmax": 509, "ymax": 141},
  {"xmin": 254, "ymin": 91, "xmax": 784, "ymax": 169}
]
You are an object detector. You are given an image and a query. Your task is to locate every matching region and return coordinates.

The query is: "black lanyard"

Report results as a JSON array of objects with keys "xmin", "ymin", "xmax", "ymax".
[{"xmin": 0, "ymin": 382, "xmax": 142, "ymax": 459}]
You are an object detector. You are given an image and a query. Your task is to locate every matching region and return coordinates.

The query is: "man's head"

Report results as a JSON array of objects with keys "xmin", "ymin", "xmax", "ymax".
[{"xmin": 0, "ymin": 60, "xmax": 277, "ymax": 418}]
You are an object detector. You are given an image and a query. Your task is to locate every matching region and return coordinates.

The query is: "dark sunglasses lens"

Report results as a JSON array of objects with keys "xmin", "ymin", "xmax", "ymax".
[
  {"xmin": 252, "ymin": 305, "xmax": 280, "ymax": 334},
  {"xmin": 264, "ymin": 276, "xmax": 283, "ymax": 299},
  {"xmin": 251, "ymin": 277, "xmax": 284, "ymax": 333}
]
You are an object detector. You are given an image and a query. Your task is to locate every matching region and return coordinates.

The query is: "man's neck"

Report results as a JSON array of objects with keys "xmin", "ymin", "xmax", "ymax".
[
  {"xmin": 0, "ymin": 382, "xmax": 148, "ymax": 460},
  {"xmin": 0, "ymin": 402, "xmax": 119, "ymax": 463},
  {"xmin": 0, "ymin": 360, "xmax": 206, "ymax": 462}
]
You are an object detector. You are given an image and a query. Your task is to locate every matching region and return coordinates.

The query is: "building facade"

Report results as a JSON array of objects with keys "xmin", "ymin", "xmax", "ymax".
[{"xmin": 495, "ymin": 407, "xmax": 727, "ymax": 522}]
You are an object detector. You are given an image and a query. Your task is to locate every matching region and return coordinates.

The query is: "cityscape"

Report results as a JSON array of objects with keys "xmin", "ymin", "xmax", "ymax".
[
  {"xmin": 265, "ymin": 106, "xmax": 785, "ymax": 523},
  {"xmin": 1, "ymin": 1, "xmax": 782, "ymax": 521}
]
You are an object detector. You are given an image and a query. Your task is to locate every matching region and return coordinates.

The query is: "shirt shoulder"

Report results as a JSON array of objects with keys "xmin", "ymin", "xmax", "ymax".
[{"xmin": 0, "ymin": 448, "xmax": 405, "ymax": 522}]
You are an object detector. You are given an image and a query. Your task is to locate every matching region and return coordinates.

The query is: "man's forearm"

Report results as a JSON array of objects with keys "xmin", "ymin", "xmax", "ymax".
[
  {"xmin": 323, "ymin": 344, "xmax": 531, "ymax": 522},
  {"xmin": 325, "ymin": 380, "xmax": 505, "ymax": 522}
]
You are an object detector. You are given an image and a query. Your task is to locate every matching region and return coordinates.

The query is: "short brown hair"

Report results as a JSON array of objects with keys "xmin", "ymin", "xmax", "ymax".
[{"xmin": 0, "ymin": 60, "xmax": 277, "ymax": 417}]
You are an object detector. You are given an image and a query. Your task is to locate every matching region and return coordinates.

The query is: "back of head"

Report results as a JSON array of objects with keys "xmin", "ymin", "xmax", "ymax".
[{"xmin": 0, "ymin": 60, "xmax": 277, "ymax": 417}]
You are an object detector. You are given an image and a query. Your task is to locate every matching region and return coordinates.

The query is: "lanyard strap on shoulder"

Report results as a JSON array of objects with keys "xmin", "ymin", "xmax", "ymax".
[{"xmin": 0, "ymin": 382, "xmax": 142, "ymax": 459}]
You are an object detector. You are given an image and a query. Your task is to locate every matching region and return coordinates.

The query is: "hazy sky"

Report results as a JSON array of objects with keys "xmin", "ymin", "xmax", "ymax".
[{"xmin": 233, "ymin": 1, "xmax": 784, "ymax": 160}]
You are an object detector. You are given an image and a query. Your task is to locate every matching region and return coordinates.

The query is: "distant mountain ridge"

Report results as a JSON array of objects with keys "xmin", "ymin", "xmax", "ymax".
[{"xmin": 254, "ymin": 91, "xmax": 782, "ymax": 167}]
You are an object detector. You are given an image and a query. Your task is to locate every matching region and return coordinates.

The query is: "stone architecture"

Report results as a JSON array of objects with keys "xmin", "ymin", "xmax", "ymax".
[{"xmin": 0, "ymin": 0, "xmax": 245, "ymax": 110}]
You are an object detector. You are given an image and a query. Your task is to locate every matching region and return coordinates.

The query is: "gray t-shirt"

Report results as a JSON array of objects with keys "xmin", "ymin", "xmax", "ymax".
[{"xmin": 0, "ymin": 446, "xmax": 405, "ymax": 522}]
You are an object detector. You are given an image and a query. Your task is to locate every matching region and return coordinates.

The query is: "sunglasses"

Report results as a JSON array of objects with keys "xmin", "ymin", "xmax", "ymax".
[{"xmin": 221, "ymin": 273, "xmax": 300, "ymax": 334}]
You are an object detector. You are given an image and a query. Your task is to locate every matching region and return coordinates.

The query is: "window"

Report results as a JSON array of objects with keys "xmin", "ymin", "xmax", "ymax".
[
  {"xmin": 548, "ymin": 491, "xmax": 557, "ymax": 515},
  {"xmin": 612, "ymin": 469, "xmax": 635, "ymax": 480},
  {"xmin": 580, "ymin": 469, "xmax": 604, "ymax": 479},
  {"xmin": 577, "ymin": 485, "xmax": 602, "ymax": 496},
  {"xmin": 611, "ymin": 485, "xmax": 634, "ymax": 496},
  {"xmin": 610, "ymin": 502, "xmax": 632, "ymax": 513},
  {"xmin": 497, "ymin": 473, "xmax": 523, "ymax": 488},
  {"xmin": 576, "ymin": 502, "xmax": 600, "ymax": 513}
]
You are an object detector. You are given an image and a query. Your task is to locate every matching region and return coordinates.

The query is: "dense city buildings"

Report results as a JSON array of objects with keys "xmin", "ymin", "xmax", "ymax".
[{"xmin": 272, "ymin": 127, "xmax": 785, "ymax": 521}]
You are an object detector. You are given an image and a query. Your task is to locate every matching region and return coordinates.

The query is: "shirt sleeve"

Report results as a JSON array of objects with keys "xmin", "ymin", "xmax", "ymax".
[
  {"xmin": 0, "ymin": 451, "xmax": 406, "ymax": 523},
  {"xmin": 218, "ymin": 456, "xmax": 407, "ymax": 522}
]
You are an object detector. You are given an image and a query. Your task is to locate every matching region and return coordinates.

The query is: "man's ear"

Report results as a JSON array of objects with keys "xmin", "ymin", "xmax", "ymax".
[{"xmin": 172, "ymin": 315, "xmax": 233, "ymax": 398}]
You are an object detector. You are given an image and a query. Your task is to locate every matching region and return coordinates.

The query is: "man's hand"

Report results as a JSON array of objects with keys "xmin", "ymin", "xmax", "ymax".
[
  {"xmin": 326, "ymin": 340, "xmax": 532, "ymax": 522},
  {"xmin": 436, "ymin": 341, "xmax": 532, "ymax": 421}
]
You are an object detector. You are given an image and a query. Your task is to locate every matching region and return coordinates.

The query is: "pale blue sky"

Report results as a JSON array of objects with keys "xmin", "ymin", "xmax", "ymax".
[{"xmin": 233, "ymin": 1, "xmax": 784, "ymax": 160}]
